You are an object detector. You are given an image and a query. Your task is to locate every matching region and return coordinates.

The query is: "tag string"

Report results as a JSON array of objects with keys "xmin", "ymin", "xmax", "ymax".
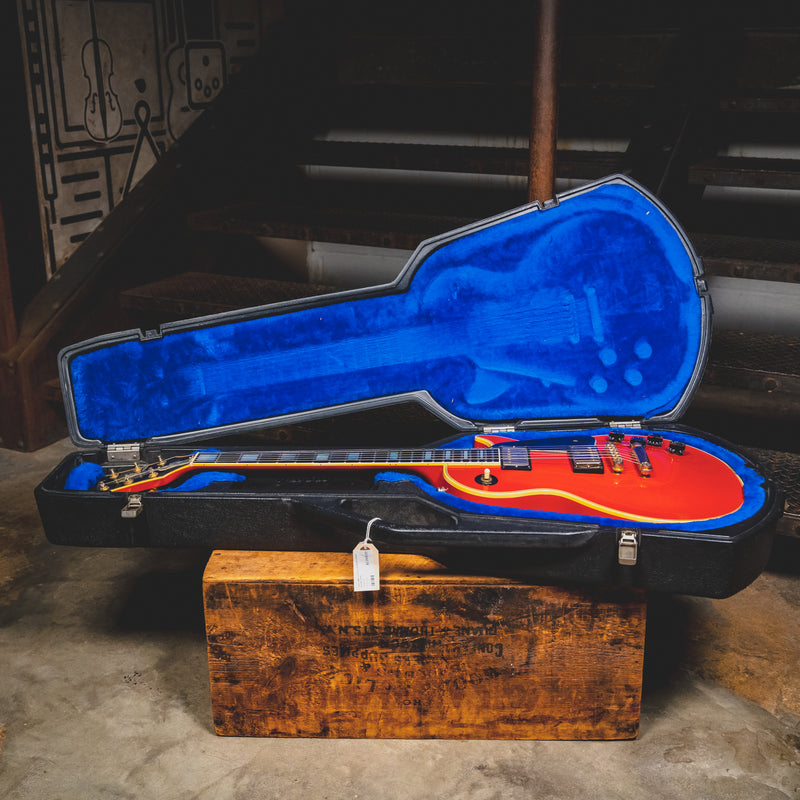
[{"xmin": 364, "ymin": 517, "xmax": 381, "ymax": 545}]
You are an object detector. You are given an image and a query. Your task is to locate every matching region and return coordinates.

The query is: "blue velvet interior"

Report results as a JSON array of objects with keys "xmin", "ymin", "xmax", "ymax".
[
  {"xmin": 64, "ymin": 461, "xmax": 106, "ymax": 490},
  {"xmin": 67, "ymin": 179, "xmax": 703, "ymax": 444},
  {"xmin": 375, "ymin": 428, "xmax": 767, "ymax": 532}
]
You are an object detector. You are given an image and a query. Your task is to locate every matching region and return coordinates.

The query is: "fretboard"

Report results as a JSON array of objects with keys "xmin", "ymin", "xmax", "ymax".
[{"xmin": 192, "ymin": 448, "xmax": 506, "ymax": 467}]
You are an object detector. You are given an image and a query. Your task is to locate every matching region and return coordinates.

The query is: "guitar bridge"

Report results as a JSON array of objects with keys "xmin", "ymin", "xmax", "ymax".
[{"xmin": 568, "ymin": 445, "xmax": 604, "ymax": 474}]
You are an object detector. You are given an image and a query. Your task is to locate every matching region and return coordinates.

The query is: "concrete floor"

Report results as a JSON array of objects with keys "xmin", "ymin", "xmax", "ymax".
[{"xmin": 1, "ymin": 439, "xmax": 799, "ymax": 799}]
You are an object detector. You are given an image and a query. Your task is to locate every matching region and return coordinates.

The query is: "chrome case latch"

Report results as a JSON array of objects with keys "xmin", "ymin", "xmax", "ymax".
[
  {"xmin": 121, "ymin": 494, "xmax": 143, "ymax": 519},
  {"xmin": 618, "ymin": 529, "xmax": 640, "ymax": 566}
]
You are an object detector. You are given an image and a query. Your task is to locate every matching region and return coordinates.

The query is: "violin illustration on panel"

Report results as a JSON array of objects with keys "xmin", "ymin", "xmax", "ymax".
[{"xmin": 81, "ymin": 0, "xmax": 123, "ymax": 142}]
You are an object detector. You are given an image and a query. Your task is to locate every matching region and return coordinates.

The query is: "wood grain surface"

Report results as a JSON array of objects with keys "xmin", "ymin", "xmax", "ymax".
[{"xmin": 204, "ymin": 550, "xmax": 646, "ymax": 739}]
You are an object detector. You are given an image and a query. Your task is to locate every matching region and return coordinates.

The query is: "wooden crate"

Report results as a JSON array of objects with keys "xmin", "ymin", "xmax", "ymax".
[{"xmin": 203, "ymin": 550, "xmax": 646, "ymax": 739}]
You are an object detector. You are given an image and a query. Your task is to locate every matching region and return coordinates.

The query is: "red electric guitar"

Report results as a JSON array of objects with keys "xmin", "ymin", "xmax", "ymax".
[{"xmin": 96, "ymin": 432, "xmax": 744, "ymax": 525}]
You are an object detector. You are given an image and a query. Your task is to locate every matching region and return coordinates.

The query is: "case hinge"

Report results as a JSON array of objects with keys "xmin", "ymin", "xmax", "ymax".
[
  {"xmin": 618, "ymin": 530, "xmax": 640, "ymax": 566},
  {"xmin": 139, "ymin": 328, "xmax": 163, "ymax": 341},
  {"xmin": 121, "ymin": 494, "xmax": 143, "ymax": 519},
  {"xmin": 608, "ymin": 421, "xmax": 641, "ymax": 429},
  {"xmin": 482, "ymin": 425, "xmax": 516, "ymax": 433},
  {"xmin": 107, "ymin": 443, "xmax": 142, "ymax": 462}
]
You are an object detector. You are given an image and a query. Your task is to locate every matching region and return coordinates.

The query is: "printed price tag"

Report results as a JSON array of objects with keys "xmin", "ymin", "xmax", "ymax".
[{"xmin": 353, "ymin": 518, "xmax": 381, "ymax": 592}]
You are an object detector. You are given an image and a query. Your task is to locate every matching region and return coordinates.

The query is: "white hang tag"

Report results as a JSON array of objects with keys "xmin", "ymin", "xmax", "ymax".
[{"xmin": 353, "ymin": 518, "xmax": 381, "ymax": 593}]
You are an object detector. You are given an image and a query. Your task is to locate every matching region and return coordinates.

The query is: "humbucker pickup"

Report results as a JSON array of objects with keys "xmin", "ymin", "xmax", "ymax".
[
  {"xmin": 568, "ymin": 444, "xmax": 604, "ymax": 474},
  {"xmin": 500, "ymin": 447, "xmax": 532, "ymax": 470}
]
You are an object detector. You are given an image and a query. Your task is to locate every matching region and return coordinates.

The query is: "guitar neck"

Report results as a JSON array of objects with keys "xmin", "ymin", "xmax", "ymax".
[
  {"xmin": 100, "ymin": 446, "xmax": 504, "ymax": 492},
  {"xmin": 190, "ymin": 447, "xmax": 503, "ymax": 468}
]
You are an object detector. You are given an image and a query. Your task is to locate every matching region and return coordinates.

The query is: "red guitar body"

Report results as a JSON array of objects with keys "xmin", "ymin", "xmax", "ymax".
[{"xmin": 418, "ymin": 434, "xmax": 745, "ymax": 524}]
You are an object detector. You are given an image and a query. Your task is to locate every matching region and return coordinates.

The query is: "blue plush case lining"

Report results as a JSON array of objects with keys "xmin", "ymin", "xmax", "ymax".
[{"xmin": 64, "ymin": 178, "xmax": 703, "ymax": 445}]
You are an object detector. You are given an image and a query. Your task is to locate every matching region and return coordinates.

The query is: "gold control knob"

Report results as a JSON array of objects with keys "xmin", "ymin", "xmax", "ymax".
[{"xmin": 477, "ymin": 468, "xmax": 498, "ymax": 486}]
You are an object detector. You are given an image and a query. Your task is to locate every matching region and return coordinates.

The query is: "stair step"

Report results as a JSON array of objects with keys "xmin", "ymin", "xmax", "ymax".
[
  {"xmin": 741, "ymin": 447, "xmax": 800, "ymax": 538},
  {"xmin": 119, "ymin": 273, "xmax": 338, "ymax": 321},
  {"xmin": 719, "ymin": 91, "xmax": 800, "ymax": 114},
  {"xmin": 694, "ymin": 330, "xmax": 800, "ymax": 423},
  {"xmin": 689, "ymin": 156, "xmax": 800, "ymax": 190},
  {"xmin": 188, "ymin": 204, "xmax": 463, "ymax": 250},
  {"xmin": 320, "ymin": 84, "xmax": 649, "ymax": 140},
  {"xmin": 693, "ymin": 233, "xmax": 800, "ymax": 283},
  {"xmin": 187, "ymin": 146, "xmax": 626, "ymax": 248},
  {"xmin": 300, "ymin": 141, "xmax": 626, "ymax": 179},
  {"xmin": 706, "ymin": 329, "xmax": 800, "ymax": 395}
]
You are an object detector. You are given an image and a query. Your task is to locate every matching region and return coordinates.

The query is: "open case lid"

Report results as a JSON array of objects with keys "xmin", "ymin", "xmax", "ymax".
[{"xmin": 60, "ymin": 175, "xmax": 710, "ymax": 448}]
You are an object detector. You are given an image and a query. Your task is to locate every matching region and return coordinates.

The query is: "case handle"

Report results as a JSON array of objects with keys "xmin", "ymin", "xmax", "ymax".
[{"xmin": 292, "ymin": 496, "xmax": 603, "ymax": 552}]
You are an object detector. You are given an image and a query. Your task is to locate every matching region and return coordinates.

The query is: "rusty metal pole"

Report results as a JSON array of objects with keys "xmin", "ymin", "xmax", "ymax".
[{"xmin": 528, "ymin": 0, "xmax": 561, "ymax": 205}]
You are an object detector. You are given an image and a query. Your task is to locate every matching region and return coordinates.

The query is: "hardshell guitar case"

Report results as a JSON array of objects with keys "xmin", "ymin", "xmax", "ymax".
[{"xmin": 35, "ymin": 175, "xmax": 782, "ymax": 598}]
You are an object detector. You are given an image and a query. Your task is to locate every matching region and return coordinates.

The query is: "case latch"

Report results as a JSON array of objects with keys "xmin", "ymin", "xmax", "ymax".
[
  {"xmin": 618, "ymin": 529, "xmax": 640, "ymax": 566},
  {"xmin": 121, "ymin": 494, "xmax": 143, "ymax": 519}
]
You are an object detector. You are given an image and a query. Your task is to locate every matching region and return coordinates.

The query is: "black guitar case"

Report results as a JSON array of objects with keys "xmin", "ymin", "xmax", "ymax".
[{"xmin": 35, "ymin": 175, "xmax": 782, "ymax": 597}]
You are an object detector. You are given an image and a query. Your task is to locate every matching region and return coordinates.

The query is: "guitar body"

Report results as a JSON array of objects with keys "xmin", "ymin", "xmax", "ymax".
[{"xmin": 429, "ymin": 435, "xmax": 744, "ymax": 524}]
